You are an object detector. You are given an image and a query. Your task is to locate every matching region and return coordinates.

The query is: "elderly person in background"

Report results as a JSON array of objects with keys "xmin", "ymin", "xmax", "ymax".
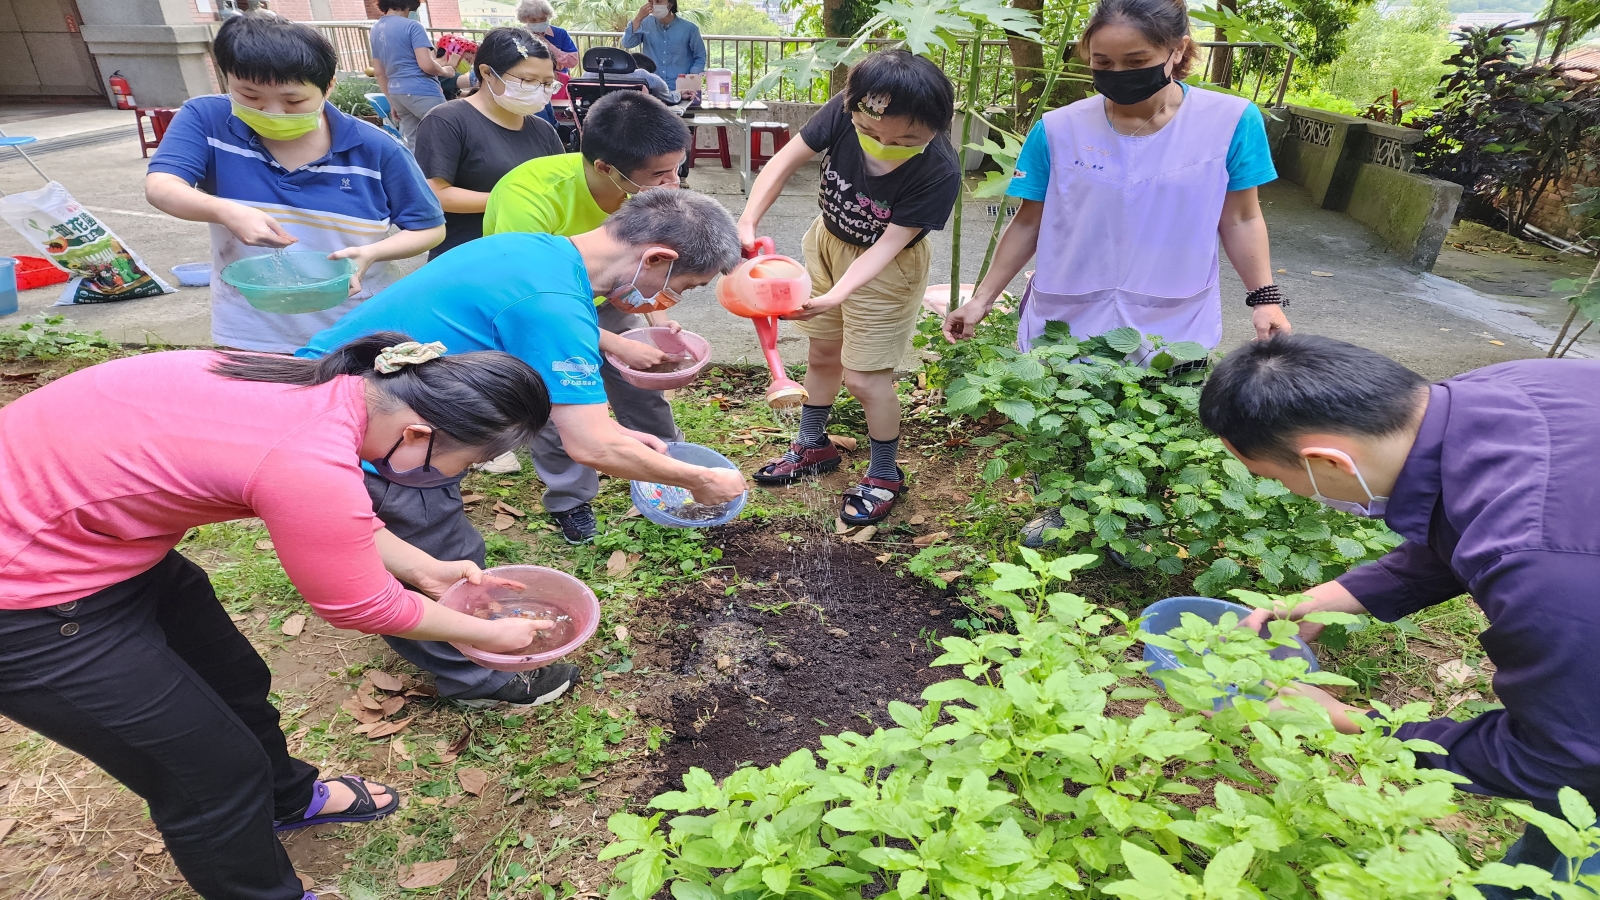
[
  {"xmin": 517, "ymin": 0, "xmax": 580, "ymax": 71},
  {"xmin": 622, "ymin": 0, "xmax": 705, "ymax": 97}
]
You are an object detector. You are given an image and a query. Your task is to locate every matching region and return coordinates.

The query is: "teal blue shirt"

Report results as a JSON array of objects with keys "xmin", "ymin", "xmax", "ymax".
[
  {"xmin": 298, "ymin": 234, "xmax": 606, "ymax": 407},
  {"xmin": 1008, "ymin": 87, "xmax": 1276, "ymax": 201}
]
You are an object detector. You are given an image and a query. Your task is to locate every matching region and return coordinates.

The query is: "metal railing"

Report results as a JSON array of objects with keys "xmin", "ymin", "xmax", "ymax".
[{"xmin": 310, "ymin": 22, "xmax": 1296, "ymax": 113}]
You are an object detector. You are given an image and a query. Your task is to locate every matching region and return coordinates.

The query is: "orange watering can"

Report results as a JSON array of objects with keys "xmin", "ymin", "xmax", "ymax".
[{"xmin": 716, "ymin": 237, "xmax": 811, "ymax": 409}]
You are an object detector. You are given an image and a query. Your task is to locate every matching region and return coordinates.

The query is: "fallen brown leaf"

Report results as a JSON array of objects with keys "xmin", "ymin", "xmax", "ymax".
[
  {"xmin": 280, "ymin": 614, "xmax": 305, "ymax": 637},
  {"xmin": 908, "ymin": 514, "xmax": 926, "ymax": 526},
  {"xmin": 847, "ymin": 525, "xmax": 878, "ymax": 543},
  {"xmin": 834, "ymin": 518, "xmax": 854, "ymax": 535},
  {"xmin": 398, "ymin": 859, "xmax": 458, "ymax": 889},
  {"xmin": 937, "ymin": 570, "xmax": 963, "ymax": 584},
  {"xmin": 141, "ymin": 841, "xmax": 165, "ymax": 856},
  {"xmin": 460, "ymin": 493, "xmax": 486, "ymax": 504},
  {"xmin": 606, "ymin": 550, "xmax": 629, "ymax": 577},
  {"xmin": 549, "ymin": 814, "xmax": 565, "ymax": 828},
  {"xmin": 1437, "ymin": 659, "xmax": 1477, "ymax": 687},
  {"xmin": 358, "ymin": 686, "xmax": 384, "ymax": 710},
  {"xmin": 827, "ymin": 627, "xmax": 848, "ymax": 637},
  {"xmin": 379, "ymin": 695, "xmax": 407, "ymax": 717},
  {"xmin": 299, "ymin": 873, "xmax": 315, "ymax": 890},
  {"xmin": 1310, "ymin": 270, "xmax": 1334, "ymax": 277},
  {"xmin": 828, "ymin": 434, "xmax": 858, "ymax": 451},
  {"xmin": 352, "ymin": 722, "xmax": 377, "ymax": 735},
  {"xmin": 623, "ymin": 505, "xmax": 642, "ymax": 518},
  {"xmin": 341, "ymin": 697, "xmax": 383, "ymax": 725},
  {"xmin": 392, "ymin": 738, "xmax": 412, "ymax": 761},
  {"xmin": 493, "ymin": 513, "xmax": 515, "ymax": 531},
  {"xmin": 0, "ymin": 818, "xmax": 15, "ymax": 843},
  {"xmin": 50, "ymin": 811, "xmax": 82, "ymax": 823},
  {"xmin": 495, "ymin": 501, "xmax": 526, "ymax": 517},
  {"xmin": 458, "ymin": 768, "xmax": 490, "ymax": 796},
  {"xmin": 912, "ymin": 531, "xmax": 949, "ymax": 548},
  {"xmin": 366, "ymin": 670, "xmax": 404, "ymax": 693},
  {"xmin": 255, "ymin": 540, "xmax": 275, "ymax": 552},
  {"xmin": 875, "ymin": 552, "xmax": 893, "ymax": 563},
  {"xmin": 614, "ymin": 625, "xmax": 630, "ymax": 642},
  {"xmin": 366, "ymin": 716, "xmax": 414, "ymax": 740},
  {"xmin": 506, "ymin": 788, "xmax": 527, "ymax": 805},
  {"xmin": 1488, "ymin": 339, "xmax": 1505, "ymax": 346},
  {"xmin": 716, "ymin": 654, "xmax": 732, "ymax": 671}
]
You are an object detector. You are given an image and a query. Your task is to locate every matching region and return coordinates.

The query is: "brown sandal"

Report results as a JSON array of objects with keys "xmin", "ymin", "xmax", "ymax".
[
  {"xmin": 754, "ymin": 442, "xmax": 842, "ymax": 486},
  {"xmin": 840, "ymin": 468, "xmax": 905, "ymax": 526}
]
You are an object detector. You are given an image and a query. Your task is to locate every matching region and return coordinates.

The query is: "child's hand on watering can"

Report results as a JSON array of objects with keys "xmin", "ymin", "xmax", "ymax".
[
  {"xmin": 693, "ymin": 467, "xmax": 749, "ymax": 506},
  {"xmin": 328, "ymin": 245, "xmax": 380, "ymax": 296},
  {"xmin": 783, "ymin": 289, "xmax": 845, "ymax": 321}
]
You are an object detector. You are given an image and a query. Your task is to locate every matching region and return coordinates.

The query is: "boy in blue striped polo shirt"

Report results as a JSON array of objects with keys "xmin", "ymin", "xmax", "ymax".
[{"xmin": 146, "ymin": 14, "xmax": 445, "ymax": 353}]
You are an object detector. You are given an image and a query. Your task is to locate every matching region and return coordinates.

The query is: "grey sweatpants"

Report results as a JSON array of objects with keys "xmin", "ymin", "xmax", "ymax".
[
  {"xmin": 364, "ymin": 472, "xmax": 515, "ymax": 700},
  {"xmin": 388, "ymin": 92, "xmax": 445, "ymax": 151},
  {"xmin": 531, "ymin": 304, "xmax": 683, "ymax": 514}
]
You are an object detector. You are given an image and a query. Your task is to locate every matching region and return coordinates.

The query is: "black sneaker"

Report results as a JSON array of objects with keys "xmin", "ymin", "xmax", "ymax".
[
  {"xmin": 550, "ymin": 503, "xmax": 597, "ymax": 544},
  {"xmin": 1020, "ymin": 508, "xmax": 1065, "ymax": 549},
  {"xmin": 454, "ymin": 664, "xmax": 580, "ymax": 709}
]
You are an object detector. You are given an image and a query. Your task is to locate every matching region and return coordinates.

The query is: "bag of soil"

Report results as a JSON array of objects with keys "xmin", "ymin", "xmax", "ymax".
[{"xmin": 0, "ymin": 181, "xmax": 174, "ymax": 305}]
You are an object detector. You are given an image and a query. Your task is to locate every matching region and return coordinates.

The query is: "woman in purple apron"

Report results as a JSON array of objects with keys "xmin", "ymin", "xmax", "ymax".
[{"xmin": 942, "ymin": 0, "xmax": 1291, "ymax": 354}]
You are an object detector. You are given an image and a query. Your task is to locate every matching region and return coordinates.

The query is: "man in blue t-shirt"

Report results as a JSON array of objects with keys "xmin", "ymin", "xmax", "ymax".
[
  {"xmin": 146, "ymin": 13, "xmax": 445, "ymax": 354},
  {"xmin": 299, "ymin": 189, "xmax": 747, "ymax": 708}
]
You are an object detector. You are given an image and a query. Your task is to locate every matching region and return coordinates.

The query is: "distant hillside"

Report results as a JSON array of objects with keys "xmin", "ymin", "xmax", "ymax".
[{"xmin": 1447, "ymin": 0, "xmax": 1545, "ymax": 14}]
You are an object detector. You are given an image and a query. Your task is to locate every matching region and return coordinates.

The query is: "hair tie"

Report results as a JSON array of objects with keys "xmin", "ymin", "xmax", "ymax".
[
  {"xmin": 374, "ymin": 341, "xmax": 446, "ymax": 374},
  {"xmin": 856, "ymin": 92, "xmax": 891, "ymax": 120}
]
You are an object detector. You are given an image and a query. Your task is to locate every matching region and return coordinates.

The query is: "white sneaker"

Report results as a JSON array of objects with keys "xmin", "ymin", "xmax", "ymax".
[{"xmin": 477, "ymin": 451, "xmax": 522, "ymax": 474}]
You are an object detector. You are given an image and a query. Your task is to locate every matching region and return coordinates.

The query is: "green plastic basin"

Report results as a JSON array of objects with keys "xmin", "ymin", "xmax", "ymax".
[{"xmin": 220, "ymin": 252, "xmax": 354, "ymax": 314}]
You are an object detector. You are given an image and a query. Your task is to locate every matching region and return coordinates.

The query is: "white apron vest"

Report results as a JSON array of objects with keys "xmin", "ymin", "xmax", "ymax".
[{"xmin": 1018, "ymin": 87, "xmax": 1249, "ymax": 352}]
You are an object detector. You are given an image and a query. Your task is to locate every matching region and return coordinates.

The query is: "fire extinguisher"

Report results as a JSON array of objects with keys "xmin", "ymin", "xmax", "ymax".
[{"xmin": 109, "ymin": 71, "xmax": 135, "ymax": 110}]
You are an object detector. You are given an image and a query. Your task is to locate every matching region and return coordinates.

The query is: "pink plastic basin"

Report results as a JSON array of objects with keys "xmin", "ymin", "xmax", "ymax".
[
  {"xmin": 604, "ymin": 327, "xmax": 711, "ymax": 390},
  {"xmin": 438, "ymin": 565, "xmax": 600, "ymax": 672}
]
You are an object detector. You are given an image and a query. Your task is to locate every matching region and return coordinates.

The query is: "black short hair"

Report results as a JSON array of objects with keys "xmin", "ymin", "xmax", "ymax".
[
  {"xmin": 631, "ymin": 52, "xmax": 657, "ymax": 73},
  {"xmin": 475, "ymin": 25, "xmax": 551, "ymax": 80},
  {"xmin": 844, "ymin": 49, "xmax": 955, "ymax": 133},
  {"xmin": 579, "ymin": 91, "xmax": 690, "ymax": 177},
  {"xmin": 378, "ymin": 0, "xmax": 423, "ymax": 11},
  {"xmin": 1199, "ymin": 334, "xmax": 1429, "ymax": 464},
  {"xmin": 214, "ymin": 13, "xmax": 338, "ymax": 92}
]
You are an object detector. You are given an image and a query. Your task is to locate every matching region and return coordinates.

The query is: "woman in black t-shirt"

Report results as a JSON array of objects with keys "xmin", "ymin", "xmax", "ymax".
[
  {"xmin": 414, "ymin": 27, "xmax": 565, "ymax": 259},
  {"xmin": 739, "ymin": 50, "xmax": 959, "ymax": 526}
]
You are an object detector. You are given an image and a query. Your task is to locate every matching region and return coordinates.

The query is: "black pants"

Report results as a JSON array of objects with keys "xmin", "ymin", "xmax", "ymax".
[{"xmin": 0, "ymin": 551, "xmax": 317, "ymax": 900}]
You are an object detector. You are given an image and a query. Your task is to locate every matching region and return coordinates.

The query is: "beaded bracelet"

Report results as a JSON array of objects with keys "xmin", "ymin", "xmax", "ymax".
[{"xmin": 1245, "ymin": 284, "xmax": 1288, "ymax": 308}]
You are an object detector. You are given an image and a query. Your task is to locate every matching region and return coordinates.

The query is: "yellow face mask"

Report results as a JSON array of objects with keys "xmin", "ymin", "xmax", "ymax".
[
  {"xmin": 855, "ymin": 129, "xmax": 928, "ymax": 161},
  {"xmin": 232, "ymin": 101, "xmax": 323, "ymax": 141}
]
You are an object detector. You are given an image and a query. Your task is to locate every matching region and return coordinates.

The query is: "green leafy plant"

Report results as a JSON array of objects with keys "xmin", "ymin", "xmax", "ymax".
[
  {"xmin": 0, "ymin": 315, "xmax": 118, "ymax": 360},
  {"xmin": 932, "ymin": 322, "xmax": 1399, "ymax": 595},
  {"xmin": 602, "ymin": 550, "xmax": 1595, "ymax": 900},
  {"xmin": 1547, "ymin": 261, "xmax": 1600, "ymax": 359},
  {"xmin": 328, "ymin": 77, "xmax": 378, "ymax": 119}
]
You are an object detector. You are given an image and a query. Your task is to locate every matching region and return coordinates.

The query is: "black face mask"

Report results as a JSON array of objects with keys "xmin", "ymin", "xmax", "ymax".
[{"xmin": 1092, "ymin": 59, "xmax": 1173, "ymax": 106}]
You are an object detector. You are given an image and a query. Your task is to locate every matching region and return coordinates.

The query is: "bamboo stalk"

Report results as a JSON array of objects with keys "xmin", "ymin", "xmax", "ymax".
[{"xmin": 950, "ymin": 33, "xmax": 987, "ymax": 312}]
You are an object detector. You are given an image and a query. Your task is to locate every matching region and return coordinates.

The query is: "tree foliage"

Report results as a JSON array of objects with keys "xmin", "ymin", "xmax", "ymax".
[{"xmin": 1323, "ymin": 0, "xmax": 1455, "ymax": 111}]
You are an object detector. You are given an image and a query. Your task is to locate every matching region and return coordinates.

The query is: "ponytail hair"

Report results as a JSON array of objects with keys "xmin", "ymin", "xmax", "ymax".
[
  {"xmin": 1079, "ymin": 0, "xmax": 1199, "ymax": 81},
  {"xmin": 211, "ymin": 333, "xmax": 552, "ymax": 458}
]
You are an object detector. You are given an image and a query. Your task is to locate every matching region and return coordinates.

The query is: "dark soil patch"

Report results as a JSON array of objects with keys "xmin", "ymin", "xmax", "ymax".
[{"xmin": 643, "ymin": 523, "xmax": 965, "ymax": 790}]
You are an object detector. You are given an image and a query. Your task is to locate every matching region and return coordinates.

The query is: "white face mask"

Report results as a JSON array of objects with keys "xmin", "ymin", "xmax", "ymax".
[
  {"xmin": 1302, "ymin": 449, "xmax": 1389, "ymax": 518},
  {"xmin": 651, "ymin": 3, "xmax": 670, "ymax": 17},
  {"xmin": 526, "ymin": 20, "xmax": 550, "ymax": 32},
  {"xmin": 488, "ymin": 72, "xmax": 551, "ymax": 117}
]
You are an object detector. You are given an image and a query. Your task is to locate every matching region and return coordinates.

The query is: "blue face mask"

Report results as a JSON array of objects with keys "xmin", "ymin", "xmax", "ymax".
[
  {"xmin": 370, "ymin": 430, "xmax": 461, "ymax": 489},
  {"xmin": 1303, "ymin": 452, "xmax": 1388, "ymax": 518}
]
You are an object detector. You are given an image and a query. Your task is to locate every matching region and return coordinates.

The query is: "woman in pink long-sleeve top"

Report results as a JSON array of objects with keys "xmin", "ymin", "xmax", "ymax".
[{"xmin": 0, "ymin": 332, "xmax": 552, "ymax": 900}]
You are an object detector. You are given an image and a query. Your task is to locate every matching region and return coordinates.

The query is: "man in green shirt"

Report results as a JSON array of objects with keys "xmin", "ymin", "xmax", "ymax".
[{"xmin": 483, "ymin": 91, "xmax": 693, "ymax": 542}]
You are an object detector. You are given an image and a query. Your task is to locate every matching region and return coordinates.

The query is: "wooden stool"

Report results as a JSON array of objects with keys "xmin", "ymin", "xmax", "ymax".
[
  {"xmin": 135, "ymin": 107, "xmax": 177, "ymax": 159},
  {"xmin": 688, "ymin": 117, "xmax": 731, "ymax": 169},
  {"xmin": 747, "ymin": 122, "xmax": 790, "ymax": 171}
]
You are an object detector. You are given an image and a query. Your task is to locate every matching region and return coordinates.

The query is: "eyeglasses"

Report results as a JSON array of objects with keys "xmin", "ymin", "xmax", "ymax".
[{"xmin": 502, "ymin": 73, "xmax": 560, "ymax": 90}]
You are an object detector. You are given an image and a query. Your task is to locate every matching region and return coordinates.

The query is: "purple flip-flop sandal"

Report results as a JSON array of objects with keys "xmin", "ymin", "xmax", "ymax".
[{"xmin": 274, "ymin": 775, "xmax": 399, "ymax": 833}]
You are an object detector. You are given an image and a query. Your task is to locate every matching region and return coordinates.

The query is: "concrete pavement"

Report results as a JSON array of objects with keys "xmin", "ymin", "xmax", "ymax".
[{"xmin": 0, "ymin": 132, "xmax": 1588, "ymax": 379}]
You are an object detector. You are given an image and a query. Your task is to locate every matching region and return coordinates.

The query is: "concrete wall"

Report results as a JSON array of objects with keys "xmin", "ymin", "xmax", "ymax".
[
  {"xmin": 1272, "ymin": 105, "xmax": 1461, "ymax": 272},
  {"xmin": 78, "ymin": 0, "xmax": 216, "ymax": 108},
  {"xmin": 0, "ymin": 0, "xmax": 105, "ymax": 99}
]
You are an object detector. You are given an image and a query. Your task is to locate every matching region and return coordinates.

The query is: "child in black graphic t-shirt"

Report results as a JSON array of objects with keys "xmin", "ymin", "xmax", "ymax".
[{"xmin": 737, "ymin": 50, "xmax": 959, "ymax": 527}]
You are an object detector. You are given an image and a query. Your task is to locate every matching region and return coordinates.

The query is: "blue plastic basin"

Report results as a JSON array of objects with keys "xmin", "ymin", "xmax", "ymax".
[
  {"xmin": 220, "ymin": 251, "xmax": 352, "ymax": 314},
  {"xmin": 630, "ymin": 442, "xmax": 746, "ymax": 528},
  {"xmin": 1140, "ymin": 596, "xmax": 1319, "ymax": 707}
]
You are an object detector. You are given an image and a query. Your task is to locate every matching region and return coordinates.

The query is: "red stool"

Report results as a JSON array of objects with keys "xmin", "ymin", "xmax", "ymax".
[
  {"xmin": 688, "ymin": 117, "xmax": 731, "ymax": 169},
  {"xmin": 135, "ymin": 107, "xmax": 177, "ymax": 159},
  {"xmin": 747, "ymin": 122, "xmax": 791, "ymax": 171}
]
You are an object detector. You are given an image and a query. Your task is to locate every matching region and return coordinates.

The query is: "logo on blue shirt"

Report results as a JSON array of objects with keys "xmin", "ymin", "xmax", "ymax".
[{"xmin": 552, "ymin": 357, "xmax": 600, "ymax": 387}]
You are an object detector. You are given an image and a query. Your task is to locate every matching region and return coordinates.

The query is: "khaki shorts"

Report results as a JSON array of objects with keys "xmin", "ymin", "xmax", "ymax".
[{"xmin": 791, "ymin": 216, "xmax": 933, "ymax": 372}]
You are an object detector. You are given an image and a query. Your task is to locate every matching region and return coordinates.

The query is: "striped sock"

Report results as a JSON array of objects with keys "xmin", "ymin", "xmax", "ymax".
[
  {"xmin": 866, "ymin": 436, "xmax": 900, "ymax": 481},
  {"xmin": 781, "ymin": 404, "xmax": 833, "ymax": 463}
]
